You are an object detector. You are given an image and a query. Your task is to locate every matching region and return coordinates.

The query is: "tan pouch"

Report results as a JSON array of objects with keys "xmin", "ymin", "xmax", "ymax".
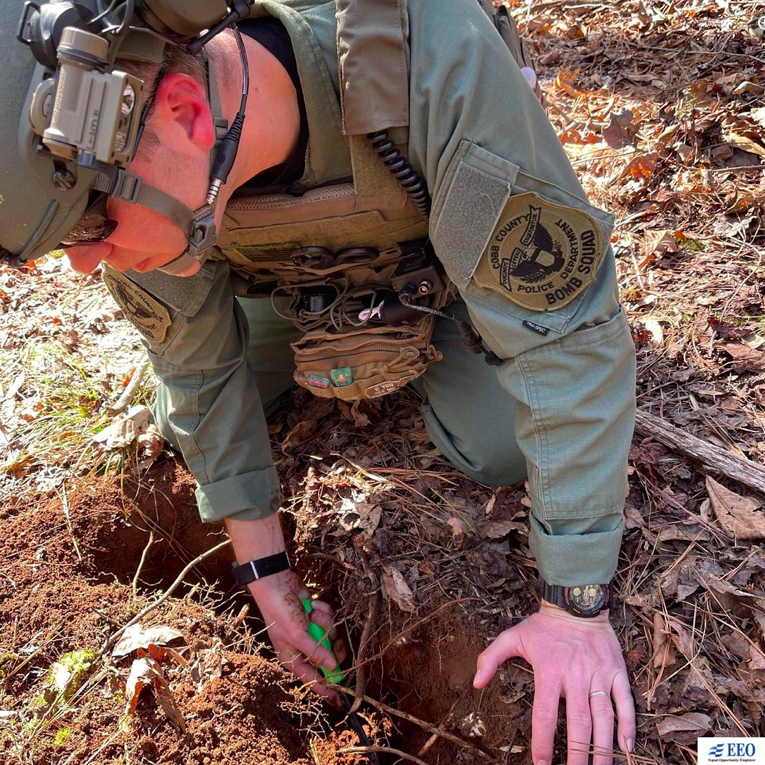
[{"xmin": 292, "ymin": 317, "xmax": 442, "ymax": 401}]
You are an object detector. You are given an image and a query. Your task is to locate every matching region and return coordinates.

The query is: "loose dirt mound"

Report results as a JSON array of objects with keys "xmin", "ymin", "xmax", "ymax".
[{"xmin": 0, "ymin": 462, "xmax": 368, "ymax": 765}]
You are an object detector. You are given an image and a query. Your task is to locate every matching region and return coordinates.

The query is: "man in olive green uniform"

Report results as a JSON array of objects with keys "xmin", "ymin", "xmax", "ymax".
[{"xmin": 0, "ymin": 1, "xmax": 636, "ymax": 762}]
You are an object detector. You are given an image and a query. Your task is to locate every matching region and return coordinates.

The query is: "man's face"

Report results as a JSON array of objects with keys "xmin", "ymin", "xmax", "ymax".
[{"xmin": 64, "ymin": 73, "xmax": 215, "ymax": 278}]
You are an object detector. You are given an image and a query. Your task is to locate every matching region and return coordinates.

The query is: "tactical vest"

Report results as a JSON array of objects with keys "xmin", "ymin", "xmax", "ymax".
[{"xmin": 215, "ymin": 0, "xmax": 540, "ymax": 401}]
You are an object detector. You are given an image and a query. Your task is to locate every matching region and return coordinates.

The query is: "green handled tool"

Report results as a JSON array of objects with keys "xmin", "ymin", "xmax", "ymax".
[
  {"xmin": 301, "ymin": 598, "xmax": 344, "ymax": 684},
  {"xmin": 301, "ymin": 599, "xmax": 379, "ymax": 764}
]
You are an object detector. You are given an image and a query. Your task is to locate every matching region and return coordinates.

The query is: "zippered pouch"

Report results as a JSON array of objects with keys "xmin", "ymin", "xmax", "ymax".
[{"xmin": 292, "ymin": 317, "xmax": 442, "ymax": 400}]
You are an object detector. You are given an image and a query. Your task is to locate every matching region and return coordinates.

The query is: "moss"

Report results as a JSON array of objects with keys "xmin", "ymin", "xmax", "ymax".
[{"xmin": 53, "ymin": 727, "xmax": 73, "ymax": 746}]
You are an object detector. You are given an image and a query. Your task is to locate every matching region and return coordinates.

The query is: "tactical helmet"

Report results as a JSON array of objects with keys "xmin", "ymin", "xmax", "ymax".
[
  {"xmin": 0, "ymin": 0, "xmax": 240, "ymax": 270},
  {"xmin": 0, "ymin": 1, "xmax": 98, "ymax": 265}
]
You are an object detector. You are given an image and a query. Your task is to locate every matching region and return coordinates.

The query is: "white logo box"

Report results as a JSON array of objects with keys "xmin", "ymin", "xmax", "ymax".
[{"xmin": 698, "ymin": 738, "xmax": 765, "ymax": 765}]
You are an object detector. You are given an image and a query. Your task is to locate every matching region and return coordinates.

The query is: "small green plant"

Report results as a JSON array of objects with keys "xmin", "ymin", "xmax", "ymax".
[
  {"xmin": 53, "ymin": 727, "xmax": 73, "ymax": 746},
  {"xmin": 43, "ymin": 648, "xmax": 97, "ymax": 702}
]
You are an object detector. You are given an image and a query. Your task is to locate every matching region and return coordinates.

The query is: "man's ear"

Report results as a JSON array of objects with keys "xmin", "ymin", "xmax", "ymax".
[{"xmin": 151, "ymin": 73, "xmax": 215, "ymax": 152}]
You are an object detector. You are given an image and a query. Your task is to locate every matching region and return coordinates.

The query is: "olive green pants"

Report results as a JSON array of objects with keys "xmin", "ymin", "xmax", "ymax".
[{"xmin": 236, "ymin": 297, "xmax": 527, "ymax": 486}]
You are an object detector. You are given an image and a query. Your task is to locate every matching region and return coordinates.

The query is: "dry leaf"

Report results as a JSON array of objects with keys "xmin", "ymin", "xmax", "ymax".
[
  {"xmin": 656, "ymin": 712, "xmax": 711, "ymax": 737},
  {"xmin": 652, "ymin": 613, "xmax": 676, "ymax": 669},
  {"xmin": 337, "ymin": 494, "xmax": 382, "ymax": 535},
  {"xmin": 706, "ymin": 476, "xmax": 765, "ymax": 540},
  {"xmin": 281, "ymin": 419, "xmax": 318, "ymax": 453},
  {"xmin": 476, "ymin": 518, "xmax": 526, "ymax": 539},
  {"xmin": 602, "ymin": 109, "xmax": 637, "ymax": 149},
  {"xmin": 720, "ymin": 343, "xmax": 765, "ymax": 373},
  {"xmin": 744, "ymin": 643, "xmax": 765, "ymax": 677},
  {"xmin": 641, "ymin": 229, "xmax": 678, "ymax": 260},
  {"xmin": 190, "ymin": 640, "xmax": 229, "ymax": 692},
  {"xmin": 622, "ymin": 152, "xmax": 659, "ymax": 182},
  {"xmin": 751, "ymin": 107, "xmax": 765, "ymax": 129},
  {"xmin": 642, "ymin": 318, "xmax": 664, "ymax": 345},
  {"xmin": 136, "ymin": 425, "xmax": 164, "ymax": 471},
  {"xmin": 382, "ymin": 565, "xmax": 416, "ymax": 614},
  {"xmin": 723, "ymin": 131, "xmax": 765, "ymax": 159},
  {"xmin": 94, "ymin": 405, "xmax": 152, "ymax": 450},
  {"xmin": 112, "ymin": 624, "xmax": 184, "ymax": 658},
  {"xmin": 124, "ymin": 656, "xmax": 185, "ymax": 731},
  {"xmin": 446, "ymin": 516, "xmax": 470, "ymax": 546}
]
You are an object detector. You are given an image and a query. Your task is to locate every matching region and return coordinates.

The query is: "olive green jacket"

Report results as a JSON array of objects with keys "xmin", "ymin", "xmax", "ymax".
[{"xmin": 132, "ymin": 0, "xmax": 636, "ymax": 586}]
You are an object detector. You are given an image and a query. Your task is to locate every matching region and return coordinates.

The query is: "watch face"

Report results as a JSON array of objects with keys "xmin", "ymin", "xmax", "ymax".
[{"xmin": 567, "ymin": 584, "xmax": 608, "ymax": 614}]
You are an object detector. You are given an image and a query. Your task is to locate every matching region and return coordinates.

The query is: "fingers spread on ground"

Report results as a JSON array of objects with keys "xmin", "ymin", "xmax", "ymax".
[
  {"xmin": 565, "ymin": 694, "xmax": 593, "ymax": 765},
  {"xmin": 611, "ymin": 671, "xmax": 636, "ymax": 754},
  {"xmin": 589, "ymin": 688, "xmax": 616, "ymax": 765},
  {"xmin": 530, "ymin": 680, "xmax": 560, "ymax": 765}
]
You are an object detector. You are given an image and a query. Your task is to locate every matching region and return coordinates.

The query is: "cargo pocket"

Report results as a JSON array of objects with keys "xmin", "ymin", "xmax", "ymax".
[{"xmin": 432, "ymin": 139, "xmax": 615, "ymax": 335}]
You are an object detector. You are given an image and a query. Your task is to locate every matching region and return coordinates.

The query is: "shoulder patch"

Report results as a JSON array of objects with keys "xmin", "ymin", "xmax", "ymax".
[
  {"xmin": 473, "ymin": 192, "xmax": 605, "ymax": 311},
  {"xmin": 102, "ymin": 265, "xmax": 171, "ymax": 344}
]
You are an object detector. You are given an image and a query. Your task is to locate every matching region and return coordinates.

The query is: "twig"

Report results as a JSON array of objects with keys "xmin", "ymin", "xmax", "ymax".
[
  {"xmin": 340, "ymin": 746, "xmax": 430, "ymax": 765},
  {"xmin": 108, "ymin": 357, "xmax": 150, "ymax": 414},
  {"xmin": 337, "ymin": 688, "xmax": 495, "ymax": 761},
  {"xmin": 635, "ymin": 410, "xmax": 765, "ymax": 496},
  {"xmin": 105, "ymin": 538, "xmax": 231, "ymax": 651},
  {"xmin": 418, "ymin": 701, "xmax": 457, "ymax": 758},
  {"xmin": 350, "ymin": 538, "xmax": 380, "ymax": 715},
  {"xmin": 132, "ymin": 531, "xmax": 154, "ymax": 598},
  {"xmin": 58, "ymin": 486, "xmax": 82, "ymax": 563},
  {"xmin": 350, "ymin": 594, "xmax": 378, "ymax": 715},
  {"xmin": 348, "ymin": 598, "xmax": 477, "ymax": 674}
]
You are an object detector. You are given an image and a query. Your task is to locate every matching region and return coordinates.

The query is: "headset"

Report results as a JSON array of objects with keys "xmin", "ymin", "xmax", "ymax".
[{"xmin": 10, "ymin": 0, "xmax": 255, "ymax": 273}]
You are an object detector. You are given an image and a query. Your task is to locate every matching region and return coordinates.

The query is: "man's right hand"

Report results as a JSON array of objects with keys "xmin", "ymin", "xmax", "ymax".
[{"xmin": 248, "ymin": 569, "xmax": 347, "ymax": 706}]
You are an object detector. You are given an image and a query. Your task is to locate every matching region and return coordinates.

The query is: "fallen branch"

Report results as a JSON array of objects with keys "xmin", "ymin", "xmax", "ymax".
[
  {"xmin": 132, "ymin": 531, "xmax": 154, "ymax": 598},
  {"xmin": 109, "ymin": 357, "xmax": 150, "ymax": 415},
  {"xmin": 635, "ymin": 410, "xmax": 765, "ymax": 496},
  {"xmin": 105, "ymin": 538, "xmax": 231, "ymax": 651},
  {"xmin": 340, "ymin": 746, "xmax": 429, "ymax": 765},
  {"xmin": 338, "ymin": 687, "xmax": 495, "ymax": 761},
  {"xmin": 350, "ymin": 594, "xmax": 378, "ymax": 716}
]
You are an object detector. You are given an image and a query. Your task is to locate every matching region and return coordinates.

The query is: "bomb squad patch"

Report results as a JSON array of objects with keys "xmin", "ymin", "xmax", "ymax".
[
  {"xmin": 472, "ymin": 192, "xmax": 605, "ymax": 312},
  {"xmin": 102, "ymin": 265, "xmax": 171, "ymax": 344}
]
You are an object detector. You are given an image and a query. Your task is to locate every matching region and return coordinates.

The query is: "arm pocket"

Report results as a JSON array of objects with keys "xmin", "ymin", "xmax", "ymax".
[
  {"xmin": 432, "ymin": 139, "xmax": 615, "ymax": 335},
  {"xmin": 106, "ymin": 259, "xmax": 222, "ymax": 354}
]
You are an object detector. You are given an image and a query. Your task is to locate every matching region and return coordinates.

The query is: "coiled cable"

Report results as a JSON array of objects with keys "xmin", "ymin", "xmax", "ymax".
[{"xmin": 368, "ymin": 130, "xmax": 431, "ymax": 220}]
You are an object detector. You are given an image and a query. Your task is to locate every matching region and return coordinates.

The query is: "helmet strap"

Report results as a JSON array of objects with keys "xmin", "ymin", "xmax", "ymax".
[{"xmin": 93, "ymin": 52, "xmax": 229, "ymax": 276}]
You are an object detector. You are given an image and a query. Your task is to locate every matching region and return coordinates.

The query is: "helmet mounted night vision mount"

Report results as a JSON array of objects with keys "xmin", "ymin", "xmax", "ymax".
[{"xmin": 3, "ymin": 0, "xmax": 254, "ymax": 274}]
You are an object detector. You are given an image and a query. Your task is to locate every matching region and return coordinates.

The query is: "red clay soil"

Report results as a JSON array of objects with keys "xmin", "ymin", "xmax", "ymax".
[{"xmin": 0, "ymin": 459, "xmax": 368, "ymax": 764}]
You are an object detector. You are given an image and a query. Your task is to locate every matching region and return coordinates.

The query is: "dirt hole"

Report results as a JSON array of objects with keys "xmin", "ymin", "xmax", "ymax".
[{"xmin": 2, "ymin": 457, "xmax": 520, "ymax": 764}]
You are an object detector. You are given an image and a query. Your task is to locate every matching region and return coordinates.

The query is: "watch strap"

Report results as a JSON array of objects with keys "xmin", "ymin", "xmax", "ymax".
[
  {"xmin": 543, "ymin": 582, "xmax": 567, "ymax": 608},
  {"xmin": 542, "ymin": 581, "xmax": 612, "ymax": 616},
  {"xmin": 232, "ymin": 551, "xmax": 291, "ymax": 587}
]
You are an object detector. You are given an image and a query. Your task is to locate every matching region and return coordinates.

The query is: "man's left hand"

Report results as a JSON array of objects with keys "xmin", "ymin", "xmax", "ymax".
[{"xmin": 473, "ymin": 605, "xmax": 636, "ymax": 765}]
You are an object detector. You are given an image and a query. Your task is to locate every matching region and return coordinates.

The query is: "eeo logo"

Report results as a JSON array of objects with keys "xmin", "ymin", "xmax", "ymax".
[
  {"xmin": 698, "ymin": 738, "xmax": 764, "ymax": 764},
  {"xmin": 751, "ymin": 14, "xmax": 765, "ymax": 38}
]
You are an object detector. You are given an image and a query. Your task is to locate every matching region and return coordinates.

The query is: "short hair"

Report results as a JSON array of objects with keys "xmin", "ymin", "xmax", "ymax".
[{"xmin": 119, "ymin": 43, "xmax": 206, "ymax": 154}]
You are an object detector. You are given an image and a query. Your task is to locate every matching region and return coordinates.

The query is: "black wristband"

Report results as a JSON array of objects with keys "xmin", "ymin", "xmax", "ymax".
[{"xmin": 232, "ymin": 551, "xmax": 291, "ymax": 587}]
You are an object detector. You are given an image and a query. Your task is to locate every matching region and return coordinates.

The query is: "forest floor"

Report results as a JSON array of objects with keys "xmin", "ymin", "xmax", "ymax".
[{"xmin": 1, "ymin": 1, "xmax": 764, "ymax": 763}]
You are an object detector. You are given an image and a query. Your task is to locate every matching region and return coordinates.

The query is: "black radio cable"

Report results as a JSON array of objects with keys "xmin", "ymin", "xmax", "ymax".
[
  {"xmin": 206, "ymin": 24, "xmax": 249, "ymax": 205},
  {"xmin": 368, "ymin": 130, "xmax": 431, "ymax": 220}
]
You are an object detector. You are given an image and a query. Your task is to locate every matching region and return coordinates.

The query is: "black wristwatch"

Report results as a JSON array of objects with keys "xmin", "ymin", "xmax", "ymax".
[
  {"xmin": 232, "ymin": 551, "xmax": 291, "ymax": 587},
  {"xmin": 542, "ymin": 581, "xmax": 612, "ymax": 618}
]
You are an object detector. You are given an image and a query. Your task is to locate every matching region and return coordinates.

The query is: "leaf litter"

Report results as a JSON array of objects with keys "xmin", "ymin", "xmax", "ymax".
[{"xmin": 1, "ymin": 1, "xmax": 764, "ymax": 763}]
